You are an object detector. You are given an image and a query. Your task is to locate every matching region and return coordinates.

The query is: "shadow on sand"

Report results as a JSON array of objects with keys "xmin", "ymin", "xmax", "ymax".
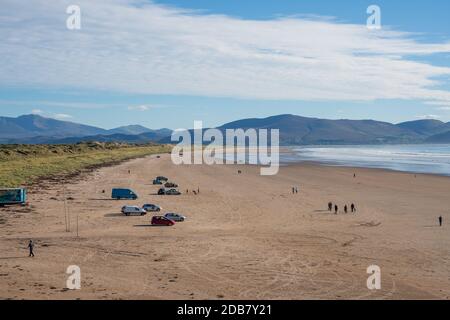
[
  {"xmin": 104, "ymin": 213, "xmax": 125, "ymax": 218},
  {"xmin": 133, "ymin": 224, "xmax": 168, "ymax": 227}
]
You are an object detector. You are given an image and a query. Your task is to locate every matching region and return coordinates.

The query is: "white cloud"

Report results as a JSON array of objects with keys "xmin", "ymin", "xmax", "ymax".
[
  {"xmin": 416, "ymin": 114, "xmax": 441, "ymax": 119},
  {"xmin": 128, "ymin": 105, "xmax": 149, "ymax": 111},
  {"xmin": 31, "ymin": 109, "xmax": 44, "ymax": 114},
  {"xmin": 127, "ymin": 104, "xmax": 167, "ymax": 111},
  {"xmin": 1, "ymin": 0, "xmax": 450, "ymax": 106},
  {"xmin": 52, "ymin": 113, "xmax": 73, "ymax": 119}
]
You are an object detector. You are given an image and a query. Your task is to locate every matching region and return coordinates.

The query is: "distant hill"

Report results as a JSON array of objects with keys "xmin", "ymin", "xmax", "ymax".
[
  {"xmin": 219, "ymin": 114, "xmax": 422, "ymax": 145},
  {"xmin": 2, "ymin": 113, "xmax": 450, "ymax": 145},
  {"xmin": 107, "ymin": 125, "xmax": 152, "ymax": 135},
  {"xmin": 396, "ymin": 119, "xmax": 450, "ymax": 136},
  {"xmin": 0, "ymin": 114, "xmax": 107, "ymax": 140},
  {"xmin": 426, "ymin": 130, "xmax": 450, "ymax": 143},
  {"xmin": 0, "ymin": 114, "xmax": 172, "ymax": 144}
]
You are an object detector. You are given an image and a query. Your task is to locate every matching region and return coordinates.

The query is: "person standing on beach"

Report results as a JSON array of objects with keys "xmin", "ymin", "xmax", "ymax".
[
  {"xmin": 334, "ymin": 205, "xmax": 338, "ymax": 215},
  {"xmin": 351, "ymin": 203, "xmax": 356, "ymax": 213},
  {"xmin": 328, "ymin": 202, "xmax": 333, "ymax": 212},
  {"xmin": 28, "ymin": 240, "xmax": 35, "ymax": 257},
  {"xmin": 344, "ymin": 205, "xmax": 348, "ymax": 213},
  {"xmin": 439, "ymin": 216, "xmax": 443, "ymax": 227}
]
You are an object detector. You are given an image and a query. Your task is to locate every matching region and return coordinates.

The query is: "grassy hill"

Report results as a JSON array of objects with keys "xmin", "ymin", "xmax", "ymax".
[{"xmin": 0, "ymin": 142, "xmax": 171, "ymax": 187}]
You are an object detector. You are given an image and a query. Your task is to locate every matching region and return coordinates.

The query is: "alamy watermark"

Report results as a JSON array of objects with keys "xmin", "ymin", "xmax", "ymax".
[
  {"xmin": 66, "ymin": 265, "xmax": 81, "ymax": 290},
  {"xmin": 170, "ymin": 121, "xmax": 279, "ymax": 175},
  {"xmin": 66, "ymin": 5, "xmax": 81, "ymax": 30},
  {"xmin": 366, "ymin": 265, "xmax": 381, "ymax": 290},
  {"xmin": 367, "ymin": 5, "xmax": 381, "ymax": 30}
]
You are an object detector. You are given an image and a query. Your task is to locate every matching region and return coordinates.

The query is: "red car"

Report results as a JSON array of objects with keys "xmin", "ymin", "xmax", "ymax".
[{"xmin": 151, "ymin": 216, "xmax": 175, "ymax": 226}]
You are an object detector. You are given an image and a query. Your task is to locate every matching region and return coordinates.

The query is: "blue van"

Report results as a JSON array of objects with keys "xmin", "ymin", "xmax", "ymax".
[
  {"xmin": 111, "ymin": 188, "xmax": 138, "ymax": 200},
  {"xmin": 0, "ymin": 188, "xmax": 27, "ymax": 205}
]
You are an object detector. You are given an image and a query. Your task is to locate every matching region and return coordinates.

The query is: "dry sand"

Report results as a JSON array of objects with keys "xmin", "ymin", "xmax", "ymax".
[{"xmin": 1, "ymin": 154, "xmax": 450, "ymax": 300}]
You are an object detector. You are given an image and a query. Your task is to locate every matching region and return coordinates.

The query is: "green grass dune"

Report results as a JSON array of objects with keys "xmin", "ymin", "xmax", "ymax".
[{"xmin": 0, "ymin": 142, "xmax": 171, "ymax": 188}]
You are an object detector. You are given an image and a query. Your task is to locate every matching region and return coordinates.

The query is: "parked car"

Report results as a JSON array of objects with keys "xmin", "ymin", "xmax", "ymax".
[
  {"xmin": 151, "ymin": 216, "xmax": 175, "ymax": 226},
  {"xmin": 121, "ymin": 205, "xmax": 146, "ymax": 216},
  {"xmin": 164, "ymin": 182, "xmax": 178, "ymax": 188},
  {"xmin": 165, "ymin": 188, "xmax": 181, "ymax": 195},
  {"xmin": 143, "ymin": 204, "xmax": 161, "ymax": 212},
  {"xmin": 0, "ymin": 188, "xmax": 27, "ymax": 206},
  {"xmin": 153, "ymin": 179, "xmax": 163, "ymax": 185},
  {"xmin": 156, "ymin": 176, "xmax": 168, "ymax": 182},
  {"xmin": 112, "ymin": 188, "xmax": 138, "ymax": 200},
  {"xmin": 164, "ymin": 213, "xmax": 186, "ymax": 222}
]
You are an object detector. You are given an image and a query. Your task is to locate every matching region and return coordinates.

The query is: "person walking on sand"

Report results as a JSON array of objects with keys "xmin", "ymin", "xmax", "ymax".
[
  {"xmin": 328, "ymin": 202, "xmax": 333, "ymax": 212},
  {"xmin": 344, "ymin": 205, "xmax": 348, "ymax": 213},
  {"xmin": 334, "ymin": 205, "xmax": 338, "ymax": 215},
  {"xmin": 351, "ymin": 203, "xmax": 356, "ymax": 213},
  {"xmin": 197, "ymin": 187, "xmax": 200, "ymax": 194},
  {"xmin": 439, "ymin": 216, "xmax": 443, "ymax": 227},
  {"xmin": 28, "ymin": 240, "xmax": 35, "ymax": 257}
]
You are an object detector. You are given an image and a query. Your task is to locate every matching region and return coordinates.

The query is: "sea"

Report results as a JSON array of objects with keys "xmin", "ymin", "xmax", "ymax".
[{"xmin": 282, "ymin": 144, "xmax": 450, "ymax": 176}]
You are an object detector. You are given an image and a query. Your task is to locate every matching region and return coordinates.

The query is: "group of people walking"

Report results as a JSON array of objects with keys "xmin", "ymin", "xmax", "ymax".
[{"xmin": 328, "ymin": 201, "xmax": 356, "ymax": 214}]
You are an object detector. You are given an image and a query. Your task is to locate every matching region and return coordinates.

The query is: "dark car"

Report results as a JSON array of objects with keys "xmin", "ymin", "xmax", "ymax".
[
  {"xmin": 156, "ymin": 176, "xmax": 168, "ymax": 182},
  {"xmin": 153, "ymin": 179, "xmax": 163, "ymax": 185},
  {"xmin": 151, "ymin": 216, "xmax": 175, "ymax": 226},
  {"xmin": 164, "ymin": 182, "xmax": 178, "ymax": 188},
  {"xmin": 165, "ymin": 188, "xmax": 181, "ymax": 195}
]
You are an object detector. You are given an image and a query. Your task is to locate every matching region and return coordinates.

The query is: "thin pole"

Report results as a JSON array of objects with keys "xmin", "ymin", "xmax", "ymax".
[
  {"xmin": 63, "ymin": 182, "xmax": 69, "ymax": 232},
  {"xmin": 63, "ymin": 182, "xmax": 67, "ymax": 232}
]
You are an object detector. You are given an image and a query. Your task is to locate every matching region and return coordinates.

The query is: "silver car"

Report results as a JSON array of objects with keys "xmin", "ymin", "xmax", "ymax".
[
  {"xmin": 121, "ymin": 205, "xmax": 147, "ymax": 216},
  {"xmin": 142, "ymin": 204, "xmax": 161, "ymax": 212},
  {"xmin": 164, "ymin": 213, "xmax": 186, "ymax": 222}
]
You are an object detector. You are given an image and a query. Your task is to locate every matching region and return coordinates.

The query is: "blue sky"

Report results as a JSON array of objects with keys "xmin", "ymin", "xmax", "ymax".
[{"xmin": 1, "ymin": 0, "xmax": 450, "ymax": 129}]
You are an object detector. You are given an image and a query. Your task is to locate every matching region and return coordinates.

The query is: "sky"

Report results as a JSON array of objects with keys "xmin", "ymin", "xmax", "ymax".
[{"xmin": 1, "ymin": 0, "xmax": 450, "ymax": 129}]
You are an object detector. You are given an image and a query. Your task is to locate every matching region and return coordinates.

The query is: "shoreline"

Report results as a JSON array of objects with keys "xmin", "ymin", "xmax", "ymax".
[
  {"xmin": 278, "ymin": 145, "xmax": 450, "ymax": 178},
  {"xmin": 279, "ymin": 160, "xmax": 450, "ymax": 179}
]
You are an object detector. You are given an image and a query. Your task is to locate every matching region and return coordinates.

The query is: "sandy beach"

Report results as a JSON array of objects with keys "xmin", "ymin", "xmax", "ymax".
[{"xmin": 1, "ymin": 154, "xmax": 449, "ymax": 300}]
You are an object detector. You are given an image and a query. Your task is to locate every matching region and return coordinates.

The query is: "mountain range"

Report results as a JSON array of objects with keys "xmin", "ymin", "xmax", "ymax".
[
  {"xmin": 0, "ymin": 115, "xmax": 171, "ymax": 144},
  {"xmin": 1, "ymin": 114, "xmax": 450, "ymax": 145}
]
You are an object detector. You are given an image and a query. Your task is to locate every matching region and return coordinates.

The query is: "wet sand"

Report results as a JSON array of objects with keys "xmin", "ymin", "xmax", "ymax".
[{"xmin": 1, "ymin": 154, "xmax": 449, "ymax": 299}]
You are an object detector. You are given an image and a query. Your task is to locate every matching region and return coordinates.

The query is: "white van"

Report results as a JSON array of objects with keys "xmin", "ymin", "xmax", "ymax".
[{"xmin": 121, "ymin": 205, "xmax": 147, "ymax": 216}]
